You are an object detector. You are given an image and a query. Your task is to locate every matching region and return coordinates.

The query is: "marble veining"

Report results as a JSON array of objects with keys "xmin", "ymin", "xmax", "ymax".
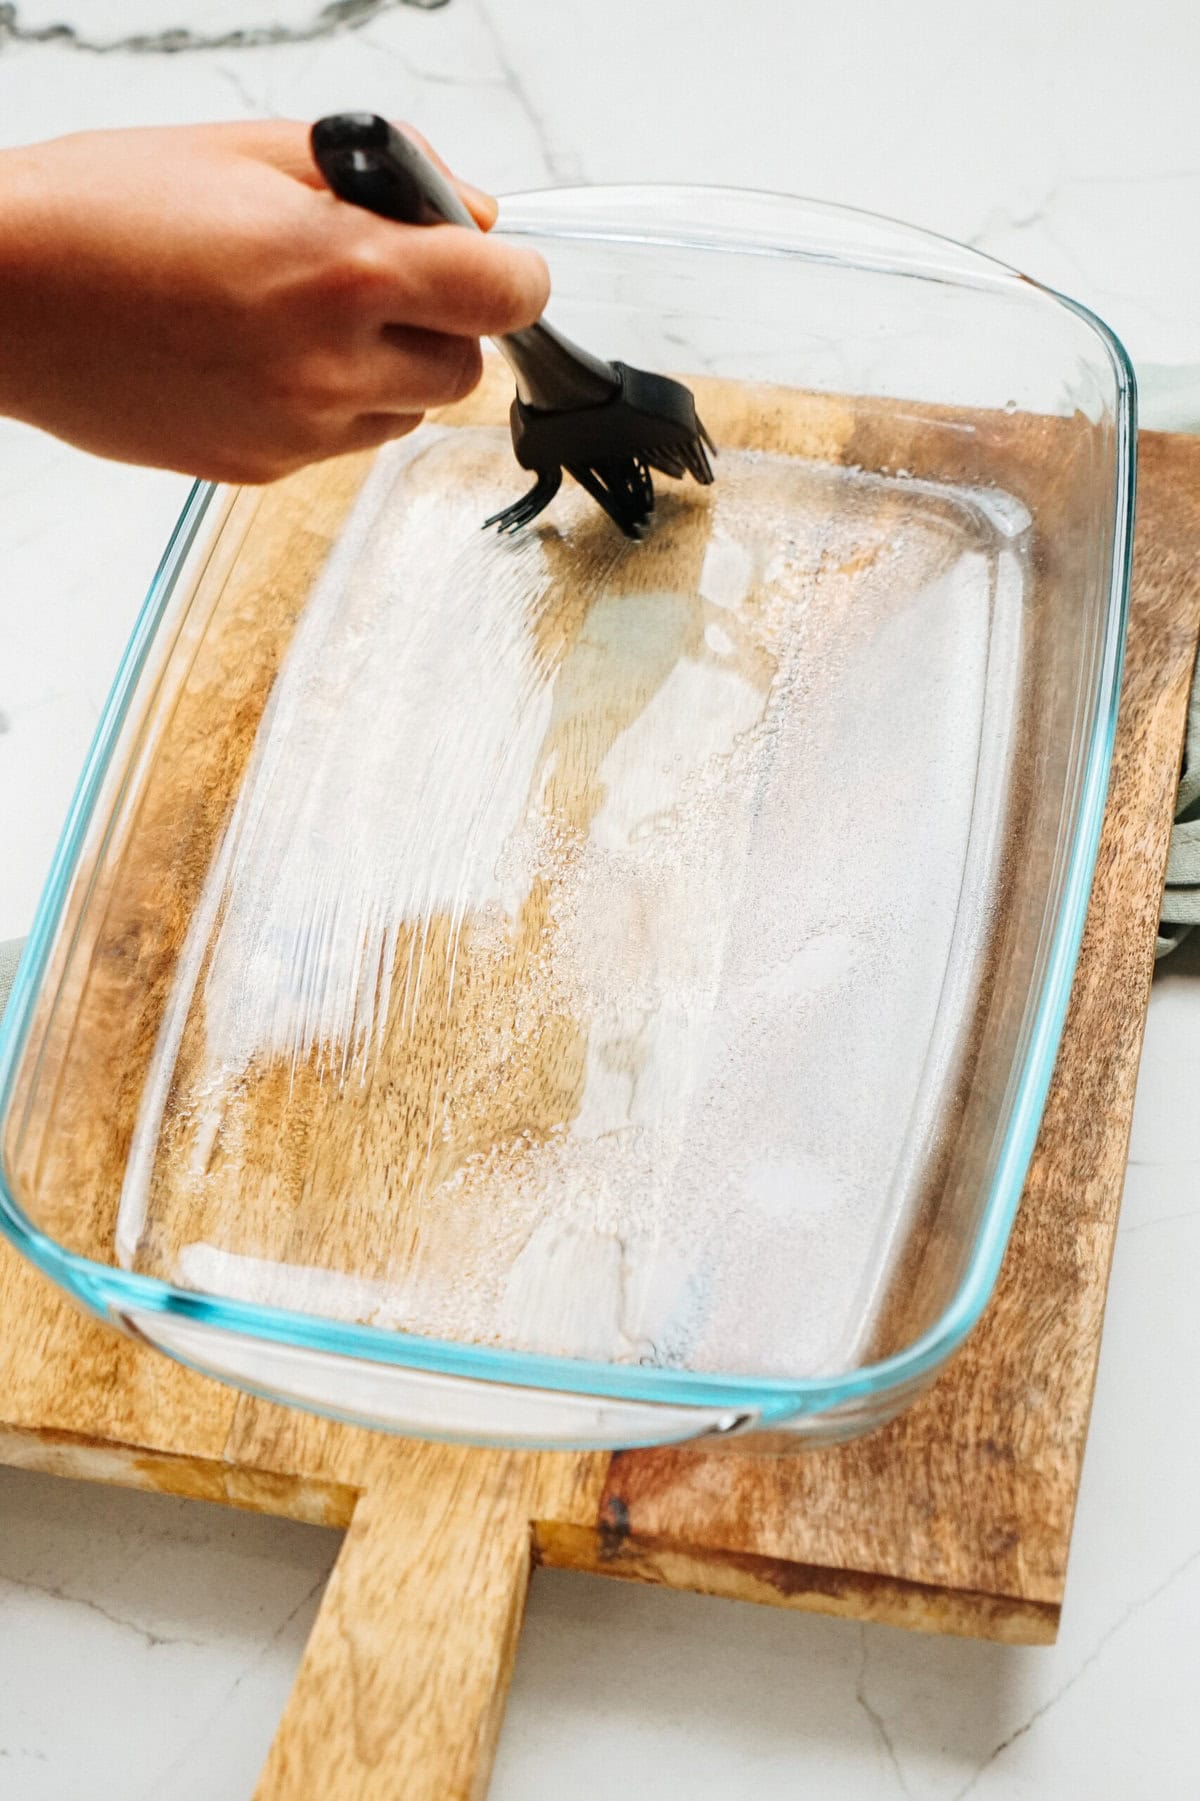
[
  {"xmin": 0, "ymin": 0, "xmax": 446, "ymax": 58},
  {"xmin": 948, "ymin": 1546, "xmax": 1200, "ymax": 1799}
]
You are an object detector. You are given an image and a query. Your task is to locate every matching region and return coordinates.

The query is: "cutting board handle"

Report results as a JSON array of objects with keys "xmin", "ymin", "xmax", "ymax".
[{"xmin": 254, "ymin": 1445, "xmax": 537, "ymax": 1801}]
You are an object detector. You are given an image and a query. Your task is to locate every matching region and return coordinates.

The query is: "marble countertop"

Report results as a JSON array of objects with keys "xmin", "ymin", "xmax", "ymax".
[{"xmin": 1, "ymin": 4, "xmax": 1198, "ymax": 1796}]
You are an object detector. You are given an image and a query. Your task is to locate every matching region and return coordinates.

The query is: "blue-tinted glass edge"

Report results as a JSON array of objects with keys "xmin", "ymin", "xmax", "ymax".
[{"xmin": 0, "ymin": 267, "xmax": 1137, "ymax": 1426}]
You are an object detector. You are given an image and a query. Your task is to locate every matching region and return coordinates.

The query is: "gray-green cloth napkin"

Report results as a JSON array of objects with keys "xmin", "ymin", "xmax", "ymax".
[
  {"xmin": 0, "ymin": 937, "xmax": 23, "ymax": 1020},
  {"xmin": 1146, "ymin": 365, "xmax": 1200, "ymax": 956},
  {"xmin": 1158, "ymin": 646, "xmax": 1200, "ymax": 957}
]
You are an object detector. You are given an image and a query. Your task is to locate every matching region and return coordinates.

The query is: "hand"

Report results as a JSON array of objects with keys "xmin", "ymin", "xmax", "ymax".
[{"xmin": 0, "ymin": 121, "xmax": 549, "ymax": 483}]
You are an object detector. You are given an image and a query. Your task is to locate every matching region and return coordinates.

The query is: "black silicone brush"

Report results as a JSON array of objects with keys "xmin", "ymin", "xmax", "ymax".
[{"xmin": 310, "ymin": 114, "xmax": 715, "ymax": 539}]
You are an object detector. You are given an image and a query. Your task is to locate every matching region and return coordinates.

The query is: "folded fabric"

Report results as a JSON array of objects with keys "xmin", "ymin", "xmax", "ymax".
[
  {"xmin": 1158, "ymin": 645, "xmax": 1200, "ymax": 957},
  {"xmin": 0, "ymin": 937, "xmax": 23, "ymax": 1020}
]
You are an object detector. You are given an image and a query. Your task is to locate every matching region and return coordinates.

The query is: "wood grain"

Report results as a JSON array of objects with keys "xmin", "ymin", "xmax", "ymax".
[
  {"xmin": 0, "ymin": 415, "xmax": 1195, "ymax": 1800},
  {"xmin": 581, "ymin": 429, "xmax": 1200, "ymax": 1627},
  {"xmin": 254, "ymin": 1448, "xmax": 606, "ymax": 1801}
]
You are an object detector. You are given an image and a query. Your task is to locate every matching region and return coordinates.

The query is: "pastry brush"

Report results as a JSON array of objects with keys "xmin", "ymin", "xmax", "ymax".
[{"xmin": 310, "ymin": 113, "xmax": 715, "ymax": 540}]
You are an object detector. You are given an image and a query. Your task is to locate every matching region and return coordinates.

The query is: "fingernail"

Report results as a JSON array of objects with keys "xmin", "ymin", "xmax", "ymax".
[{"xmin": 457, "ymin": 178, "xmax": 499, "ymax": 228}]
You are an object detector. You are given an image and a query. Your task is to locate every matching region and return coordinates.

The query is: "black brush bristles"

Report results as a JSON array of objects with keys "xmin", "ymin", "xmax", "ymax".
[
  {"xmin": 307, "ymin": 118, "xmax": 713, "ymax": 543},
  {"xmin": 483, "ymin": 468, "xmax": 563, "ymax": 535},
  {"xmin": 567, "ymin": 455, "xmax": 656, "ymax": 538},
  {"xmin": 485, "ymin": 363, "xmax": 716, "ymax": 541}
]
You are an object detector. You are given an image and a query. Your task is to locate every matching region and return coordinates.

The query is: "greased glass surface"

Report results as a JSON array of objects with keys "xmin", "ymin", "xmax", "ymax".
[{"xmin": 0, "ymin": 189, "xmax": 1133, "ymax": 1448}]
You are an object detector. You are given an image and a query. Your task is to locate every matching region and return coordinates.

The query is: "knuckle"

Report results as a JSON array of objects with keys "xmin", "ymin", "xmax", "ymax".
[
  {"xmin": 296, "ymin": 350, "xmax": 347, "ymax": 409},
  {"xmin": 362, "ymin": 410, "xmax": 424, "ymax": 448},
  {"xmin": 443, "ymin": 337, "xmax": 483, "ymax": 402},
  {"xmin": 487, "ymin": 247, "xmax": 549, "ymax": 329},
  {"xmin": 322, "ymin": 234, "xmax": 392, "ymax": 304},
  {"xmin": 263, "ymin": 351, "xmax": 347, "ymax": 415},
  {"xmin": 223, "ymin": 408, "xmax": 332, "ymax": 482}
]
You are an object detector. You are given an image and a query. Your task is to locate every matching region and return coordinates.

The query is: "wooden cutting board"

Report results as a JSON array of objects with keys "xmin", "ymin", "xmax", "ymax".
[{"xmin": 1, "ymin": 419, "xmax": 1197, "ymax": 1801}]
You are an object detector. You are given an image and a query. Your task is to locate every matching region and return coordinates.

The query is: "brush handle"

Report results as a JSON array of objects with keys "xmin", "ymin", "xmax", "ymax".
[
  {"xmin": 310, "ymin": 113, "xmax": 618, "ymax": 411},
  {"xmin": 311, "ymin": 111, "xmax": 477, "ymax": 231}
]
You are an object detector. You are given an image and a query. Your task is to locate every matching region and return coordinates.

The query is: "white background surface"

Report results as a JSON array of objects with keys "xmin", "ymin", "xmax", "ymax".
[{"xmin": 1, "ymin": 3, "xmax": 1198, "ymax": 1796}]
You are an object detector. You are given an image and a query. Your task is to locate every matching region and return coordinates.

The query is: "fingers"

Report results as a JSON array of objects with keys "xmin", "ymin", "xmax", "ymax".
[
  {"xmin": 263, "ymin": 332, "xmax": 482, "ymax": 475},
  {"xmin": 402, "ymin": 230, "xmax": 547, "ymax": 334},
  {"xmin": 338, "ymin": 411, "xmax": 427, "ymax": 455},
  {"xmin": 447, "ymin": 177, "xmax": 497, "ymax": 232},
  {"xmin": 235, "ymin": 116, "xmax": 544, "ymax": 334},
  {"xmin": 333, "ymin": 222, "xmax": 549, "ymax": 337},
  {"xmin": 236, "ymin": 411, "xmax": 426, "ymax": 483},
  {"xmin": 370, "ymin": 328, "xmax": 484, "ymax": 410}
]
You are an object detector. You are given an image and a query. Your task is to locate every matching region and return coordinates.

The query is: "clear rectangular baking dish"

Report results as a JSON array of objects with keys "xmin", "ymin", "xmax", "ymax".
[{"xmin": 0, "ymin": 187, "xmax": 1133, "ymax": 1449}]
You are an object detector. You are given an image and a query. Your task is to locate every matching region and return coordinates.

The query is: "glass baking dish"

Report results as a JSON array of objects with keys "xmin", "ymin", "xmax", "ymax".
[{"xmin": 0, "ymin": 188, "xmax": 1133, "ymax": 1450}]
